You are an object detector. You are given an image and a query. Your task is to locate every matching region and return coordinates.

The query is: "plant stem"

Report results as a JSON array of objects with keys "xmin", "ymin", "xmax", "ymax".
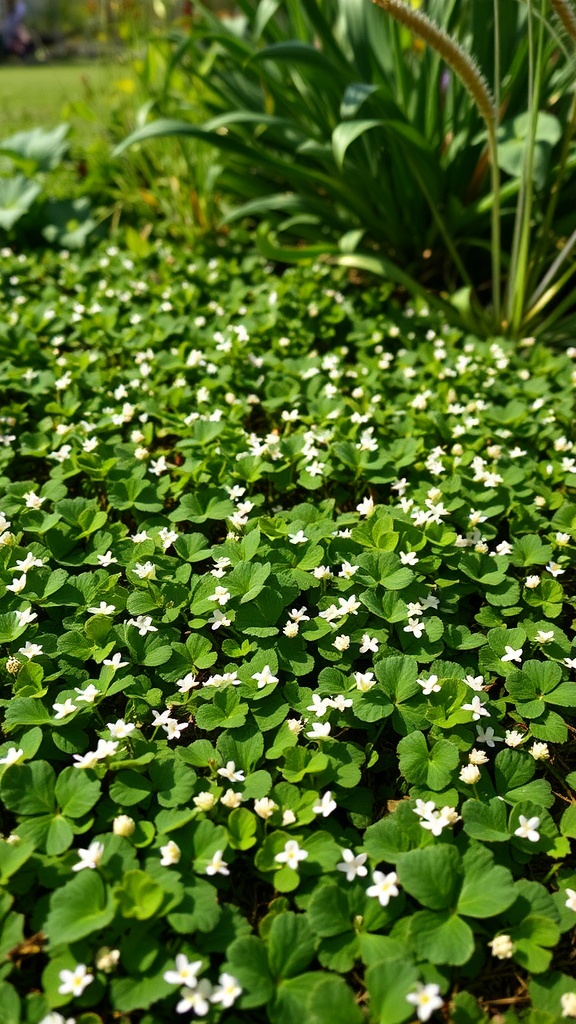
[{"xmin": 507, "ymin": 0, "xmax": 546, "ymax": 334}]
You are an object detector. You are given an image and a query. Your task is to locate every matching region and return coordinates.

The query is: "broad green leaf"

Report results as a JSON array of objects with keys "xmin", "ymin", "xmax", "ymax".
[
  {"xmin": 397, "ymin": 846, "xmax": 462, "ymax": 910},
  {"xmin": 45, "ymin": 870, "xmax": 116, "ymax": 943},
  {"xmin": 226, "ymin": 935, "xmax": 275, "ymax": 1006},
  {"xmin": 364, "ymin": 958, "xmax": 420, "ymax": 1024},
  {"xmin": 458, "ymin": 845, "xmax": 517, "ymax": 917},
  {"xmin": 412, "ymin": 909, "xmax": 475, "ymax": 965},
  {"xmin": 267, "ymin": 911, "xmax": 316, "ymax": 979},
  {"xmin": 0, "ymin": 175, "xmax": 41, "ymax": 229},
  {"xmin": 117, "ymin": 869, "xmax": 165, "ymax": 920}
]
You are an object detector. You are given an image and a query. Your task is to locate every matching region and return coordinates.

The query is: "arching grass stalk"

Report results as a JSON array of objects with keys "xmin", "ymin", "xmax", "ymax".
[
  {"xmin": 372, "ymin": 0, "xmax": 501, "ymax": 328},
  {"xmin": 526, "ymin": 0, "xmax": 576, "ymax": 316},
  {"xmin": 506, "ymin": 0, "xmax": 548, "ymax": 334}
]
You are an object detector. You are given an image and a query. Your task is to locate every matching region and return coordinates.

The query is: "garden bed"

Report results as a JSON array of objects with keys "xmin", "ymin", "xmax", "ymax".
[{"xmin": 0, "ymin": 237, "xmax": 575, "ymax": 1024}]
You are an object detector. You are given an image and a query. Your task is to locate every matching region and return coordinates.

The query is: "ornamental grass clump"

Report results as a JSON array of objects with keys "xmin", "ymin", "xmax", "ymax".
[{"xmin": 116, "ymin": 0, "xmax": 576, "ymax": 339}]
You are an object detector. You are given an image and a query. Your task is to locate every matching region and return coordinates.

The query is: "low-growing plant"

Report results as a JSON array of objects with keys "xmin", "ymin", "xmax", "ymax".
[
  {"xmin": 0, "ymin": 237, "xmax": 575, "ymax": 1022},
  {"xmin": 0, "ymin": 124, "xmax": 95, "ymax": 248},
  {"xmin": 115, "ymin": 0, "xmax": 576, "ymax": 338}
]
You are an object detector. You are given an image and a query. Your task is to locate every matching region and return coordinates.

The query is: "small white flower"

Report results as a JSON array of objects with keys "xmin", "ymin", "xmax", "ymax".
[
  {"xmin": 359, "ymin": 634, "xmax": 379, "ymax": 655},
  {"xmin": 356, "ymin": 496, "xmax": 375, "ymax": 517},
  {"xmin": 313, "ymin": 565, "xmax": 333, "ymax": 579},
  {"xmin": 163, "ymin": 719, "xmax": 189, "ymax": 741},
  {"xmin": 459, "ymin": 764, "xmax": 481, "ymax": 784},
  {"xmin": 404, "ymin": 618, "xmax": 425, "ymax": 638},
  {"xmin": 164, "ymin": 953, "xmax": 203, "ymax": 987},
  {"xmin": 462, "ymin": 696, "xmax": 490, "ymax": 720},
  {"xmin": 103, "ymin": 651, "xmax": 128, "ymax": 670},
  {"xmin": 338, "ymin": 560, "xmax": 359, "ymax": 579},
  {"xmin": 464, "ymin": 674, "xmax": 484, "ymax": 691},
  {"xmin": 74, "ymin": 683, "xmax": 99, "ymax": 703},
  {"xmin": 176, "ymin": 672, "xmax": 199, "ymax": 693},
  {"xmin": 417, "ymin": 674, "xmax": 441, "ymax": 695},
  {"xmin": 514, "ymin": 815, "xmax": 541, "ymax": 842},
  {"xmin": 205, "ymin": 849, "xmax": 229, "ymax": 876},
  {"xmin": 208, "ymin": 609, "xmax": 231, "ymax": 630},
  {"xmin": 546, "ymin": 561, "xmax": 565, "ymax": 577},
  {"xmin": 0, "ymin": 747, "xmax": 24, "ymax": 766},
  {"xmin": 94, "ymin": 946, "xmax": 120, "ymax": 973},
  {"xmin": 71, "ymin": 841, "xmax": 105, "ymax": 872},
  {"xmin": 284, "ymin": 622, "xmax": 299, "ymax": 637},
  {"xmin": 501, "ymin": 645, "xmax": 523, "ymax": 663},
  {"xmin": 399, "ymin": 550, "xmax": 419, "ymax": 565},
  {"xmin": 313, "ymin": 791, "xmax": 337, "ymax": 817},
  {"xmin": 288, "ymin": 530, "xmax": 308, "ymax": 544},
  {"xmin": 6, "ymin": 575, "xmax": 27, "ymax": 594},
  {"xmin": 107, "ymin": 719, "xmax": 136, "ymax": 739},
  {"xmin": 133, "ymin": 561, "xmax": 156, "ymax": 580},
  {"xmin": 23, "ymin": 491, "xmax": 45, "ymax": 510},
  {"xmin": 87, "ymin": 601, "xmax": 116, "ymax": 615},
  {"xmin": 217, "ymin": 760, "xmax": 245, "ymax": 782},
  {"xmin": 97, "ymin": 550, "xmax": 117, "ymax": 566},
  {"xmin": 476, "ymin": 725, "xmax": 503, "ymax": 747},
  {"xmin": 354, "ymin": 670, "xmax": 376, "ymax": 692},
  {"xmin": 58, "ymin": 964, "xmax": 94, "ymax": 996},
  {"xmin": 406, "ymin": 983, "xmax": 444, "ymax": 1023},
  {"xmin": 564, "ymin": 888, "xmax": 576, "ymax": 912},
  {"xmin": 53, "ymin": 698, "xmax": 78, "ymax": 720},
  {"xmin": 251, "ymin": 665, "xmax": 279, "ymax": 689},
  {"xmin": 128, "ymin": 615, "xmax": 158, "ymax": 636},
  {"xmin": 366, "ymin": 870, "xmax": 400, "ymax": 907},
  {"xmin": 14, "ymin": 606, "xmax": 37, "ymax": 627},
  {"xmin": 306, "ymin": 721, "xmax": 331, "ymax": 740},
  {"xmin": 18, "ymin": 641, "xmax": 43, "ymax": 659},
  {"xmin": 160, "ymin": 840, "xmax": 181, "ymax": 866},
  {"xmin": 287, "ymin": 718, "xmax": 304, "ymax": 734},
  {"xmin": 209, "ymin": 586, "xmax": 231, "ymax": 605},
  {"xmin": 176, "ymin": 979, "xmax": 213, "ymax": 1015},
  {"xmin": 275, "ymin": 840, "xmax": 308, "ymax": 870},
  {"xmin": 505, "ymin": 729, "xmax": 525, "ymax": 747},
  {"xmin": 15, "ymin": 553, "xmax": 43, "ymax": 573},
  {"xmin": 535, "ymin": 628, "xmax": 555, "ymax": 645},
  {"xmin": 525, "ymin": 575, "xmax": 540, "ymax": 588},
  {"xmin": 210, "ymin": 973, "xmax": 242, "ymax": 1009},
  {"xmin": 337, "ymin": 848, "xmax": 368, "ymax": 881}
]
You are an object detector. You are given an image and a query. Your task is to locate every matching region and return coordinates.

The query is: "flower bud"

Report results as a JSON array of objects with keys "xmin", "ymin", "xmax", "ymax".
[
  {"xmin": 488, "ymin": 934, "xmax": 514, "ymax": 960},
  {"xmin": 95, "ymin": 946, "xmax": 120, "ymax": 972},
  {"xmin": 193, "ymin": 791, "xmax": 216, "ymax": 811},
  {"xmin": 113, "ymin": 814, "xmax": 135, "ymax": 837}
]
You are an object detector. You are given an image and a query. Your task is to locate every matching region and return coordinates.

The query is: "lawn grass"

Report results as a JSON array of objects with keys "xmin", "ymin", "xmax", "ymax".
[{"xmin": 0, "ymin": 61, "xmax": 133, "ymax": 142}]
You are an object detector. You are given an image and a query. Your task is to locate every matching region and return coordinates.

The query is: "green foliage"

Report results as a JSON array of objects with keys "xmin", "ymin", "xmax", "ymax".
[
  {"xmin": 0, "ymin": 236, "xmax": 575, "ymax": 1023},
  {"xmin": 0, "ymin": 125, "xmax": 95, "ymax": 248},
  {"xmin": 117, "ymin": 0, "xmax": 576, "ymax": 338}
]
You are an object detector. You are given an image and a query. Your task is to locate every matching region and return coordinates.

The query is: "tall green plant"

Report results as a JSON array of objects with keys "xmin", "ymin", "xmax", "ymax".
[{"xmin": 115, "ymin": 0, "xmax": 576, "ymax": 338}]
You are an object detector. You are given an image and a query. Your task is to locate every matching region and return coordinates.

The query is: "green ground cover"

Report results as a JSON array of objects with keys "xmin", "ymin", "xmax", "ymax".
[{"xmin": 0, "ymin": 238, "xmax": 575, "ymax": 1024}]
